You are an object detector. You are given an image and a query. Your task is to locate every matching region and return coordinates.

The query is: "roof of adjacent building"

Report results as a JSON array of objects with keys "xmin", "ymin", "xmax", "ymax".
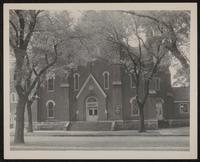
[{"xmin": 172, "ymin": 87, "xmax": 190, "ymax": 101}]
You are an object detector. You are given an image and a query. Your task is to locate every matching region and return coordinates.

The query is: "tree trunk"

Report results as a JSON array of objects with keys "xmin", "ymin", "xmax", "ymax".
[
  {"xmin": 27, "ymin": 101, "xmax": 33, "ymax": 133},
  {"xmin": 169, "ymin": 43, "xmax": 189, "ymax": 70},
  {"xmin": 139, "ymin": 106, "xmax": 145, "ymax": 132},
  {"xmin": 14, "ymin": 97, "xmax": 26, "ymax": 144}
]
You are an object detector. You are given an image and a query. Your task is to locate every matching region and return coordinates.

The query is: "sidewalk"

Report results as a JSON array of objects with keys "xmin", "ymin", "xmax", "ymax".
[
  {"xmin": 10, "ymin": 127, "xmax": 189, "ymax": 136},
  {"xmin": 159, "ymin": 127, "xmax": 189, "ymax": 136}
]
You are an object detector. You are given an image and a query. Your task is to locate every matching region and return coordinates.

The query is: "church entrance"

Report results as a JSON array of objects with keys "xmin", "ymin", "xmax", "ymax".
[{"xmin": 86, "ymin": 96, "xmax": 98, "ymax": 121}]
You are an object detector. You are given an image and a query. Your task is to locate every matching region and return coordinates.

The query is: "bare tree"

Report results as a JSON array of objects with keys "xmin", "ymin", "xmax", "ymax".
[
  {"xmin": 124, "ymin": 11, "xmax": 190, "ymax": 70},
  {"xmin": 105, "ymin": 19, "xmax": 168, "ymax": 132},
  {"xmin": 9, "ymin": 10, "xmax": 60, "ymax": 143},
  {"xmin": 75, "ymin": 11, "xmax": 171, "ymax": 132}
]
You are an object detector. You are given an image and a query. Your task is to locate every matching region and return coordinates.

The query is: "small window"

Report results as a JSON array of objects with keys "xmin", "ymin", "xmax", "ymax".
[
  {"xmin": 46, "ymin": 100, "xmax": 55, "ymax": 118},
  {"xmin": 73, "ymin": 73, "xmax": 80, "ymax": 91},
  {"xmin": 103, "ymin": 71, "xmax": 109, "ymax": 89},
  {"xmin": 179, "ymin": 103, "xmax": 189, "ymax": 114},
  {"xmin": 129, "ymin": 74, "xmax": 135, "ymax": 88},
  {"xmin": 130, "ymin": 97, "xmax": 139, "ymax": 116},
  {"xmin": 10, "ymin": 92, "xmax": 18, "ymax": 103}
]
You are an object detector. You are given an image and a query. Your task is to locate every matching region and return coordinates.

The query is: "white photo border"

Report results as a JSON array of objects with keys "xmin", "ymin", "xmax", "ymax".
[{"xmin": 4, "ymin": 3, "xmax": 197, "ymax": 159}]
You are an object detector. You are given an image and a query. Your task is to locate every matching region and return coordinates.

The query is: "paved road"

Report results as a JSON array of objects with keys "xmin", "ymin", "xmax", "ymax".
[{"xmin": 10, "ymin": 135, "xmax": 189, "ymax": 151}]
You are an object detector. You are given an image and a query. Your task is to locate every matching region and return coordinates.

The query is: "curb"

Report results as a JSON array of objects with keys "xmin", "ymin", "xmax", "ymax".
[
  {"xmin": 50, "ymin": 134, "xmax": 189, "ymax": 137},
  {"xmin": 10, "ymin": 133, "xmax": 189, "ymax": 137}
]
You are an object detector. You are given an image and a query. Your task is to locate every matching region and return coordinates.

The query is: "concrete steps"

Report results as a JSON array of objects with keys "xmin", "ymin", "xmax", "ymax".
[{"xmin": 68, "ymin": 121, "xmax": 112, "ymax": 131}]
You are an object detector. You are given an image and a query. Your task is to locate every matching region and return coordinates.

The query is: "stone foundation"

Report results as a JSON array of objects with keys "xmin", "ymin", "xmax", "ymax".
[
  {"xmin": 168, "ymin": 119, "xmax": 189, "ymax": 127},
  {"xmin": 30, "ymin": 121, "xmax": 68, "ymax": 130},
  {"xmin": 27, "ymin": 120, "xmax": 158, "ymax": 131},
  {"xmin": 114, "ymin": 120, "xmax": 158, "ymax": 130},
  {"xmin": 25, "ymin": 119, "xmax": 189, "ymax": 131}
]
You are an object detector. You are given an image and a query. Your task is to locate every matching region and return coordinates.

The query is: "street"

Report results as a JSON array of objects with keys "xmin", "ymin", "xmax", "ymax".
[{"xmin": 10, "ymin": 135, "xmax": 189, "ymax": 151}]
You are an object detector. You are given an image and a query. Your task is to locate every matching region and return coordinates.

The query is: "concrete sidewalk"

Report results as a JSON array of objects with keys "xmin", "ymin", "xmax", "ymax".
[
  {"xmin": 10, "ymin": 127, "xmax": 189, "ymax": 136},
  {"xmin": 159, "ymin": 127, "xmax": 189, "ymax": 136}
]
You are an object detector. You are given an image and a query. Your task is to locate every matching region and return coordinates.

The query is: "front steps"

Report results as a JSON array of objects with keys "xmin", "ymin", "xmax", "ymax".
[{"xmin": 68, "ymin": 121, "xmax": 112, "ymax": 131}]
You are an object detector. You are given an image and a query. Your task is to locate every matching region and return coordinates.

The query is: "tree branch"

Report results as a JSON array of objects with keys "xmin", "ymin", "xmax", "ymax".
[
  {"xmin": 28, "ymin": 79, "xmax": 41, "ymax": 103},
  {"xmin": 32, "ymin": 66, "xmax": 39, "ymax": 77},
  {"xmin": 24, "ymin": 10, "xmax": 42, "ymax": 49},
  {"xmin": 124, "ymin": 11, "xmax": 170, "ymax": 29},
  {"xmin": 15, "ymin": 84, "xmax": 25, "ymax": 97},
  {"xmin": 125, "ymin": 11, "xmax": 190, "ymax": 69},
  {"xmin": 26, "ymin": 43, "xmax": 58, "ymax": 96},
  {"xmin": 9, "ymin": 20, "xmax": 19, "ymax": 46},
  {"xmin": 15, "ymin": 10, "xmax": 25, "ymax": 48}
]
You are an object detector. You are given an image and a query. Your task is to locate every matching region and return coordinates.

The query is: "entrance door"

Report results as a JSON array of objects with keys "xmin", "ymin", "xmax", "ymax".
[
  {"xmin": 156, "ymin": 102, "xmax": 163, "ymax": 120},
  {"xmin": 86, "ymin": 96, "xmax": 98, "ymax": 121}
]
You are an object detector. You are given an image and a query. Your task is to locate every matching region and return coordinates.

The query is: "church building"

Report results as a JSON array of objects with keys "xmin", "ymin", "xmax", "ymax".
[{"xmin": 10, "ymin": 59, "xmax": 190, "ymax": 131}]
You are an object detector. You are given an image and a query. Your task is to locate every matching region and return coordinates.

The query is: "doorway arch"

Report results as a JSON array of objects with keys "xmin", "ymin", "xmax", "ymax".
[{"xmin": 86, "ymin": 96, "xmax": 98, "ymax": 121}]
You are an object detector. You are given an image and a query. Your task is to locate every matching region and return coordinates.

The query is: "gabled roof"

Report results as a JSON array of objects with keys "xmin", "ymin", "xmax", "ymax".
[
  {"xmin": 172, "ymin": 87, "xmax": 190, "ymax": 101},
  {"xmin": 76, "ymin": 74, "xmax": 107, "ymax": 99}
]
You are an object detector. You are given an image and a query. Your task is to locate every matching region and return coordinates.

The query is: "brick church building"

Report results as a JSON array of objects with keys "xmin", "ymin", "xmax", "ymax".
[{"xmin": 10, "ymin": 58, "xmax": 190, "ymax": 131}]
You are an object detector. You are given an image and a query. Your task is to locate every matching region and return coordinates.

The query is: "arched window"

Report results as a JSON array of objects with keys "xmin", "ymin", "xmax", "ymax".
[
  {"xmin": 87, "ymin": 96, "xmax": 97, "ymax": 103},
  {"xmin": 129, "ymin": 73, "xmax": 135, "ymax": 88},
  {"xmin": 130, "ymin": 97, "xmax": 139, "ymax": 116},
  {"xmin": 103, "ymin": 71, "xmax": 109, "ymax": 89},
  {"xmin": 46, "ymin": 100, "xmax": 55, "ymax": 118},
  {"xmin": 73, "ymin": 73, "xmax": 80, "ymax": 90},
  {"xmin": 47, "ymin": 72, "xmax": 55, "ymax": 91}
]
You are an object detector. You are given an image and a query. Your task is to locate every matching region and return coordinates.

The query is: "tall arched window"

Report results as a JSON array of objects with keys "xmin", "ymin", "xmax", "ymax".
[
  {"xmin": 47, "ymin": 72, "xmax": 55, "ymax": 91},
  {"xmin": 73, "ymin": 73, "xmax": 80, "ymax": 91},
  {"xmin": 130, "ymin": 97, "xmax": 139, "ymax": 116},
  {"xmin": 46, "ymin": 100, "xmax": 55, "ymax": 118},
  {"xmin": 103, "ymin": 71, "xmax": 109, "ymax": 89},
  {"xmin": 129, "ymin": 73, "xmax": 135, "ymax": 88}
]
